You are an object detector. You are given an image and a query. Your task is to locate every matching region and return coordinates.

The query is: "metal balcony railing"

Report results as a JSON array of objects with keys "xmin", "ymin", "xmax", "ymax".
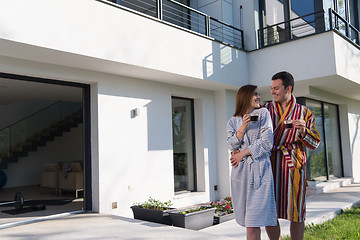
[
  {"xmin": 258, "ymin": 11, "xmax": 326, "ymax": 48},
  {"xmin": 329, "ymin": 8, "xmax": 360, "ymax": 46},
  {"xmin": 258, "ymin": 9, "xmax": 360, "ymax": 49},
  {"xmin": 105, "ymin": 0, "xmax": 244, "ymax": 50}
]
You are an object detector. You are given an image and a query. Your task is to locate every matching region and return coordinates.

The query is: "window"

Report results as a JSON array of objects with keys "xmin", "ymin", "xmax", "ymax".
[
  {"xmin": 172, "ymin": 97, "xmax": 196, "ymax": 192},
  {"xmin": 298, "ymin": 98, "xmax": 343, "ymax": 180},
  {"xmin": 349, "ymin": 0, "xmax": 359, "ymax": 28},
  {"xmin": 324, "ymin": 103, "xmax": 343, "ymax": 178}
]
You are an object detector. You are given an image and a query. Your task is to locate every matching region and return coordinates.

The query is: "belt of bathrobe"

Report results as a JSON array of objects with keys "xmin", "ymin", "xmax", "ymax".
[{"xmin": 272, "ymin": 142, "xmax": 301, "ymax": 152}]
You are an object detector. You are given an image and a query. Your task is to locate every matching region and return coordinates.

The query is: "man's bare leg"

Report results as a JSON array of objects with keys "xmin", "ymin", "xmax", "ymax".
[
  {"xmin": 265, "ymin": 220, "xmax": 281, "ymax": 240},
  {"xmin": 290, "ymin": 221, "xmax": 304, "ymax": 240}
]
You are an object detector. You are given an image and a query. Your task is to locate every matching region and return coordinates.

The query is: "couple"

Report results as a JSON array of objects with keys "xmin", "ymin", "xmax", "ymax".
[{"xmin": 227, "ymin": 71, "xmax": 321, "ymax": 240}]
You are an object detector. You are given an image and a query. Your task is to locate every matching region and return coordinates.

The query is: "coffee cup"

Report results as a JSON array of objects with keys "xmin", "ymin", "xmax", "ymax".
[
  {"xmin": 250, "ymin": 114, "xmax": 258, "ymax": 122},
  {"xmin": 284, "ymin": 120, "xmax": 293, "ymax": 129}
]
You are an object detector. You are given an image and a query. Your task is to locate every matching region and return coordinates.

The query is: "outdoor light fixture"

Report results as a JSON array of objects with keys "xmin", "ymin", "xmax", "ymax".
[{"xmin": 131, "ymin": 108, "xmax": 139, "ymax": 118}]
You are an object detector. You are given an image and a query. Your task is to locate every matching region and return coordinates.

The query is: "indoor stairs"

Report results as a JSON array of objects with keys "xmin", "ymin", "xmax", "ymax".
[{"xmin": 0, "ymin": 110, "xmax": 83, "ymax": 169}]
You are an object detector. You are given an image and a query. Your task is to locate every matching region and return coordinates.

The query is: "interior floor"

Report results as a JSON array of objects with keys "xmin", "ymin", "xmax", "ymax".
[{"xmin": 0, "ymin": 185, "xmax": 83, "ymax": 225}]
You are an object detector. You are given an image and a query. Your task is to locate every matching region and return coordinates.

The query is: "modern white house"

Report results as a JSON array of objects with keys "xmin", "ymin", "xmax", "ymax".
[{"xmin": 0, "ymin": 0, "xmax": 359, "ymax": 220}]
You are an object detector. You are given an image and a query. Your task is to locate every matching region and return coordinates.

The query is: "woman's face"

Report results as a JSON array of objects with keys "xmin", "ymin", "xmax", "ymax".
[{"xmin": 250, "ymin": 89, "xmax": 261, "ymax": 109}]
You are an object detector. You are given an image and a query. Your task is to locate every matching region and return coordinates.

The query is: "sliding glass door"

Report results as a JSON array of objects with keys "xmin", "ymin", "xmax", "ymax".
[{"xmin": 298, "ymin": 98, "xmax": 343, "ymax": 180}]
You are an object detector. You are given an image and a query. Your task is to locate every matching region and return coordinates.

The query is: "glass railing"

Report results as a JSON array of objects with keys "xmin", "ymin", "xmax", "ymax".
[
  {"xmin": 0, "ymin": 101, "xmax": 82, "ymax": 160},
  {"xmin": 104, "ymin": 0, "xmax": 244, "ymax": 49}
]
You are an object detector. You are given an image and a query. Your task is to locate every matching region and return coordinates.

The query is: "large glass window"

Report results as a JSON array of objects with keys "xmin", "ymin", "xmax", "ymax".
[
  {"xmin": 291, "ymin": 0, "xmax": 326, "ymax": 35},
  {"xmin": 259, "ymin": 0, "xmax": 286, "ymax": 46},
  {"xmin": 349, "ymin": 0, "xmax": 359, "ymax": 28},
  {"xmin": 324, "ymin": 103, "xmax": 343, "ymax": 178},
  {"xmin": 324, "ymin": 0, "xmax": 334, "ymax": 31},
  {"xmin": 306, "ymin": 100, "xmax": 327, "ymax": 180},
  {"xmin": 172, "ymin": 97, "xmax": 196, "ymax": 192},
  {"xmin": 298, "ymin": 98, "xmax": 343, "ymax": 180},
  {"xmin": 258, "ymin": 0, "xmax": 325, "ymax": 47},
  {"xmin": 291, "ymin": 0, "xmax": 315, "ymax": 17}
]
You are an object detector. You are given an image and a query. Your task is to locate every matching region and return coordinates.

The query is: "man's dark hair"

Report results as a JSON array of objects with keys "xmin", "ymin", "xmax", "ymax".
[{"xmin": 272, "ymin": 71, "xmax": 294, "ymax": 93}]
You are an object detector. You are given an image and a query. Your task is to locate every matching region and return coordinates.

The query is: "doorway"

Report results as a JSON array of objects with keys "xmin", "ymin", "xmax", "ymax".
[{"xmin": 0, "ymin": 72, "xmax": 91, "ymax": 225}]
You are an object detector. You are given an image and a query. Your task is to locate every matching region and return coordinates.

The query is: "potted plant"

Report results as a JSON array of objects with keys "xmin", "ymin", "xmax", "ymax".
[
  {"xmin": 131, "ymin": 197, "xmax": 174, "ymax": 225},
  {"xmin": 169, "ymin": 206, "xmax": 216, "ymax": 230},
  {"xmin": 211, "ymin": 196, "xmax": 234, "ymax": 225}
]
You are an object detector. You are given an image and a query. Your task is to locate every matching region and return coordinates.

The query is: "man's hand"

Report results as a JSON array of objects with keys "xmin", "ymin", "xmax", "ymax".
[{"xmin": 293, "ymin": 119, "xmax": 306, "ymax": 137}]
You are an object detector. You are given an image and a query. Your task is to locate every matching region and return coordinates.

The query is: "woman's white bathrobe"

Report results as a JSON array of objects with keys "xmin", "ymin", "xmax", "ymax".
[{"xmin": 227, "ymin": 108, "xmax": 277, "ymax": 227}]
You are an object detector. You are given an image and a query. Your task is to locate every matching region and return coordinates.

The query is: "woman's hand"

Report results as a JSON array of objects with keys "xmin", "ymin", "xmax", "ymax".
[
  {"xmin": 241, "ymin": 114, "xmax": 251, "ymax": 130},
  {"xmin": 236, "ymin": 114, "xmax": 251, "ymax": 139},
  {"xmin": 230, "ymin": 150, "xmax": 243, "ymax": 168}
]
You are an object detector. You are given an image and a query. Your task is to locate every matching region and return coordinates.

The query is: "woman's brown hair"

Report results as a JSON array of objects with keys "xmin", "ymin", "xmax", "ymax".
[{"xmin": 233, "ymin": 85, "xmax": 257, "ymax": 117}]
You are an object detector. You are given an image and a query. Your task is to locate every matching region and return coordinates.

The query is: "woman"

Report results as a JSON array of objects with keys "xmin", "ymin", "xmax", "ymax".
[{"xmin": 227, "ymin": 85, "xmax": 277, "ymax": 240}]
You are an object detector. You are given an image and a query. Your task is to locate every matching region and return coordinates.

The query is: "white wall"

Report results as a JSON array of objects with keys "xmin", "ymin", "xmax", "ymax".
[
  {"xmin": 0, "ymin": 54, "xmax": 225, "ymax": 216},
  {"xmin": 249, "ymin": 32, "xmax": 337, "ymax": 92},
  {"xmin": 232, "ymin": 0, "xmax": 258, "ymax": 50},
  {"xmin": 334, "ymin": 33, "xmax": 360, "ymax": 84},
  {"xmin": 3, "ymin": 124, "xmax": 83, "ymax": 188},
  {"xmin": 96, "ymin": 74, "xmax": 220, "ymax": 217},
  {"xmin": 346, "ymin": 101, "xmax": 360, "ymax": 183},
  {"xmin": 214, "ymin": 89, "xmax": 237, "ymax": 200},
  {"xmin": 0, "ymin": 0, "xmax": 246, "ymax": 90}
]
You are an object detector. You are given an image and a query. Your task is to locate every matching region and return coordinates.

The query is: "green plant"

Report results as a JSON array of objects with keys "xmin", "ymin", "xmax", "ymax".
[
  {"xmin": 210, "ymin": 196, "xmax": 233, "ymax": 216},
  {"xmin": 176, "ymin": 206, "xmax": 212, "ymax": 214},
  {"xmin": 133, "ymin": 197, "xmax": 173, "ymax": 210}
]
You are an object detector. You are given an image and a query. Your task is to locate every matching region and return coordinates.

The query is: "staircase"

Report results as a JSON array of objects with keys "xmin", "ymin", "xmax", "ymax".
[
  {"xmin": 306, "ymin": 177, "xmax": 354, "ymax": 196},
  {"xmin": 0, "ymin": 110, "xmax": 83, "ymax": 169}
]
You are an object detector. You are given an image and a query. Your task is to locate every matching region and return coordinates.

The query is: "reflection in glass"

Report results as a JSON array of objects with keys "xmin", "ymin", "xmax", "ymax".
[
  {"xmin": 291, "ymin": 0, "xmax": 316, "ymax": 37},
  {"xmin": 349, "ymin": 0, "xmax": 359, "ymax": 28},
  {"xmin": 259, "ymin": 0, "xmax": 285, "ymax": 46},
  {"xmin": 172, "ymin": 97, "xmax": 195, "ymax": 192},
  {"xmin": 303, "ymin": 98, "xmax": 343, "ymax": 181},
  {"xmin": 324, "ymin": 103, "xmax": 343, "ymax": 178},
  {"xmin": 306, "ymin": 100, "xmax": 327, "ymax": 180},
  {"xmin": 324, "ymin": 0, "xmax": 333, "ymax": 31},
  {"xmin": 291, "ymin": 0, "xmax": 314, "ymax": 17},
  {"xmin": 336, "ymin": 0, "xmax": 348, "ymax": 36}
]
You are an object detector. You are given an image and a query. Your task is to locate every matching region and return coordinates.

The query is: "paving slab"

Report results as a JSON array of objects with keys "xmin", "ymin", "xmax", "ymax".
[
  {"xmin": 0, "ymin": 213, "xmax": 238, "ymax": 240},
  {"xmin": 200, "ymin": 183, "xmax": 360, "ymax": 239},
  {"xmin": 0, "ymin": 183, "xmax": 359, "ymax": 240}
]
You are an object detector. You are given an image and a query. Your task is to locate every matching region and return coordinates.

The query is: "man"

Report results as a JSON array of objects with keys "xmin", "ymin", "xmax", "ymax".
[{"xmin": 264, "ymin": 71, "xmax": 320, "ymax": 240}]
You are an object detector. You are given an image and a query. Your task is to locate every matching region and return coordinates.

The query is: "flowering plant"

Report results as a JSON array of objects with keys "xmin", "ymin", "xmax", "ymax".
[
  {"xmin": 133, "ymin": 197, "xmax": 173, "ymax": 210},
  {"xmin": 210, "ymin": 196, "xmax": 233, "ymax": 216}
]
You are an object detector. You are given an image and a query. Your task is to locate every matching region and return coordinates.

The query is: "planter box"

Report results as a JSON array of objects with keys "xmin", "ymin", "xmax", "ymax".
[
  {"xmin": 169, "ymin": 207, "xmax": 216, "ymax": 230},
  {"xmin": 131, "ymin": 206, "xmax": 175, "ymax": 225},
  {"xmin": 213, "ymin": 212, "xmax": 235, "ymax": 225}
]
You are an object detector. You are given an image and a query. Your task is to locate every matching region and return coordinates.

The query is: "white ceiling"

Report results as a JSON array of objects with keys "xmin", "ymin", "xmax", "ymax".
[{"xmin": 0, "ymin": 77, "xmax": 82, "ymax": 105}]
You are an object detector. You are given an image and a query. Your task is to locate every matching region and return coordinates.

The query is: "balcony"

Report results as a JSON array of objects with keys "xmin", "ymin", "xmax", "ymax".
[
  {"xmin": 103, "ymin": 0, "xmax": 244, "ymax": 50},
  {"xmin": 258, "ymin": 9, "xmax": 360, "ymax": 49}
]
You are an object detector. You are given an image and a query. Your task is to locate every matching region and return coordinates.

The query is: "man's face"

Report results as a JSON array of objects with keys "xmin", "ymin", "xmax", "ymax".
[{"xmin": 270, "ymin": 79, "xmax": 291, "ymax": 103}]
